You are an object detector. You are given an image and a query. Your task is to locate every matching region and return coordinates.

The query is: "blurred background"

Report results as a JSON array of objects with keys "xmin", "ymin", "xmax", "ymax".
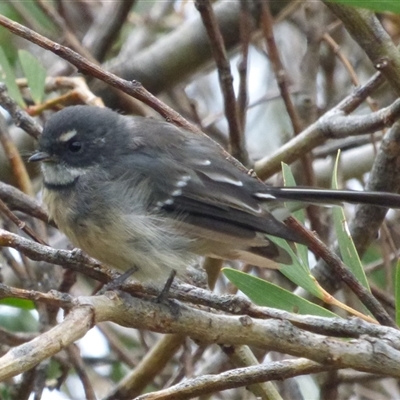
[{"xmin": 1, "ymin": 1, "xmax": 400, "ymax": 399}]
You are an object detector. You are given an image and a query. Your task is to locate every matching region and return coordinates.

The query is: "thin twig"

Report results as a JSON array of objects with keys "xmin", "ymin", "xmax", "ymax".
[
  {"xmin": 97, "ymin": 324, "xmax": 137, "ymax": 368},
  {"xmin": 255, "ymin": 88, "xmax": 400, "ymax": 179},
  {"xmin": 258, "ymin": 0, "xmax": 317, "ymax": 203},
  {"xmin": 323, "ymin": 2, "xmax": 400, "ymax": 96},
  {"xmin": 136, "ymin": 358, "xmax": 332, "ymax": 400},
  {"xmin": 195, "ymin": 0, "xmax": 248, "ymax": 164},
  {"xmin": 322, "ymin": 32, "xmax": 378, "ymax": 114},
  {"xmin": 0, "ymin": 199, "xmax": 46, "ymax": 245},
  {"xmin": 0, "ymin": 114, "xmax": 34, "ymax": 196},
  {"xmin": 259, "ymin": 0, "xmax": 302, "ymax": 135},
  {"xmin": 2, "ymin": 227, "xmax": 400, "ymax": 343},
  {"xmin": 308, "ymin": 120, "xmax": 400, "ymax": 297},
  {"xmin": 0, "ymin": 14, "xmax": 197, "ymax": 134},
  {"xmin": 65, "ymin": 345, "xmax": 97, "ymax": 400},
  {"xmin": 105, "ymin": 334, "xmax": 185, "ymax": 400},
  {"xmin": 237, "ymin": 0, "xmax": 252, "ymax": 134},
  {"xmin": 285, "ymin": 217, "xmax": 396, "ymax": 328},
  {"xmin": 0, "ymin": 181, "xmax": 50, "ymax": 225},
  {"xmin": 0, "ymin": 83, "xmax": 42, "ymax": 139},
  {"xmin": 2, "ymin": 247, "xmax": 29, "ymax": 282},
  {"xmin": 35, "ymin": 0, "xmax": 98, "ymax": 64},
  {"xmin": 83, "ymin": 0, "xmax": 137, "ymax": 62},
  {"xmin": 339, "ymin": 72, "xmax": 385, "ymax": 114},
  {"xmin": 5, "ymin": 0, "xmax": 49, "ymax": 35},
  {"xmin": 296, "ymin": 2, "xmax": 325, "ymax": 234}
]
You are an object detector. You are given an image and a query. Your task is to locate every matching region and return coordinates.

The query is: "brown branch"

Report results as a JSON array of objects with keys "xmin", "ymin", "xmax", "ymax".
[
  {"xmin": 2, "ymin": 247, "xmax": 29, "ymax": 282},
  {"xmin": 309, "ymin": 120, "xmax": 400, "ymax": 296},
  {"xmin": 3, "ymin": 286, "xmax": 400, "ymax": 384},
  {"xmin": 65, "ymin": 345, "xmax": 96, "ymax": 400},
  {"xmin": 237, "ymin": 0, "xmax": 252, "ymax": 133},
  {"xmin": 0, "ymin": 113, "xmax": 34, "ymax": 196},
  {"xmin": 286, "ymin": 217, "xmax": 395, "ymax": 328},
  {"xmin": 0, "ymin": 326, "xmax": 37, "ymax": 346},
  {"xmin": 0, "ymin": 199, "xmax": 46, "ymax": 245},
  {"xmin": 2, "ymin": 235, "xmax": 400, "ymax": 346},
  {"xmin": 259, "ymin": 0, "xmax": 303, "ymax": 135},
  {"xmin": 0, "ymin": 181, "xmax": 50, "ymax": 225},
  {"xmin": 0, "ymin": 13, "xmax": 250, "ymax": 175},
  {"xmin": 255, "ymin": 92, "xmax": 400, "ymax": 179},
  {"xmin": 82, "ymin": 0, "xmax": 137, "ymax": 62},
  {"xmin": 106, "ymin": 334, "xmax": 185, "ymax": 400},
  {"xmin": 323, "ymin": 2, "xmax": 400, "ymax": 96},
  {"xmin": 0, "ymin": 84, "xmax": 42, "ymax": 139},
  {"xmin": 136, "ymin": 358, "xmax": 332, "ymax": 400},
  {"xmin": 97, "ymin": 324, "xmax": 137, "ymax": 368},
  {"xmin": 339, "ymin": 72, "xmax": 385, "ymax": 114},
  {"xmin": 0, "ymin": 228, "xmax": 396, "ymax": 347},
  {"xmin": 258, "ymin": 0, "xmax": 317, "ymax": 202},
  {"xmin": 35, "ymin": 0, "xmax": 98, "ymax": 64},
  {"xmin": 0, "ymin": 229, "xmax": 116, "ymax": 285},
  {"xmin": 322, "ymin": 32, "xmax": 379, "ymax": 114},
  {"xmin": 195, "ymin": 0, "xmax": 248, "ymax": 164},
  {"xmin": 0, "ymin": 14, "xmax": 198, "ymax": 134}
]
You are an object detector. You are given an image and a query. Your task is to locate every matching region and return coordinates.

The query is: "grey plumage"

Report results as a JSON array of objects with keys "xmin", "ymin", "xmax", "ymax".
[{"xmin": 29, "ymin": 106, "xmax": 400, "ymax": 283}]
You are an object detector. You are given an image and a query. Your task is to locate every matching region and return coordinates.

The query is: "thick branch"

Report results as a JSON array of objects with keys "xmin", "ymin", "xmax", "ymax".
[
  {"xmin": 2, "ymin": 292, "xmax": 400, "ymax": 381},
  {"xmin": 255, "ymin": 97, "xmax": 400, "ymax": 179}
]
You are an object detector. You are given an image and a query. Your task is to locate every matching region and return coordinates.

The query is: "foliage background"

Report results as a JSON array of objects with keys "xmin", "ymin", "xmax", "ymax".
[{"xmin": 1, "ymin": 0, "xmax": 400, "ymax": 399}]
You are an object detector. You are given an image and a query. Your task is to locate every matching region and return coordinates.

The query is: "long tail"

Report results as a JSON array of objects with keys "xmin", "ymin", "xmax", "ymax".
[{"xmin": 256, "ymin": 187, "xmax": 400, "ymax": 209}]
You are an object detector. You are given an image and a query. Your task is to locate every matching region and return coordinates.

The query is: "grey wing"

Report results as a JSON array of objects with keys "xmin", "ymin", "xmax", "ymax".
[
  {"xmin": 114, "ymin": 119, "xmax": 304, "ymax": 266},
  {"xmin": 131, "ymin": 133, "xmax": 304, "ymax": 266},
  {"xmin": 153, "ymin": 133, "xmax": 304, "ymax": 243}
]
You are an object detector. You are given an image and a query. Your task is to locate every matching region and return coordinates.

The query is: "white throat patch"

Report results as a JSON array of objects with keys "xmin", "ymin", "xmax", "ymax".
[{"xmin": 41, "ymin": 162, "xmax": 86, "ymax": 186}]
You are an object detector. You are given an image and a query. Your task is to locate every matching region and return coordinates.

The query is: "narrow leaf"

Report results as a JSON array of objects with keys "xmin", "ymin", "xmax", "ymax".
[
  {"xmin": 395, "ymin": 261, "xmax": 400, "ymax": 326},
  {"xmin": 0, "ymin": 297, "xmax": 35, "ymax": 310},
  {"xmin": 325, "ymin": 0, "xmax": 400, "ymax": 14},
  {"xmin": 266, "ymin": 235, "xmax": 324, "ymax": 299},
  {"xmin": 223, "ymin": 268, "xmax": 337, "ymax": 318},
  {"xmin": 281, "ymin": 162, "xmax": 308, "ymax": 266},
  {"xmin": 19, "ymin": 50, "xmax": 46, "ymax": 104},
  {"xmin": 331, "ymin": 151, "xmax": 370, "ymax": 291},
  {"xmin": 0, "ymin": 47, "xmax": 25, "ymax": 107}
]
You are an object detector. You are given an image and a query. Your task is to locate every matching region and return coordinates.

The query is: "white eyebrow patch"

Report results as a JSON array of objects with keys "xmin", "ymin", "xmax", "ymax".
[{"xmin": 58, "ymin": 130, "xmax": 77, "ymax": 143}]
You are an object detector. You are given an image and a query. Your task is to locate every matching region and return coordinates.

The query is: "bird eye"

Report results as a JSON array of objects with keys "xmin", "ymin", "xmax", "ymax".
[{"xmin": 68, "ymin": 140, "xmax": 83, "ymax": 153}]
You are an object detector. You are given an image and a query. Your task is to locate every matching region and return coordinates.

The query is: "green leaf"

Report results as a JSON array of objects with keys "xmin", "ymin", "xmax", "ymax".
[
  {"xmin": 0, "ymin": 297, "xmax": 35, "ymax": 310},
  {"xmin": 223, "ymin": 268, "xmax": 337, "ymax": 318},
  {"xmin": 19, "ymin": 50, "xmax": 46, "ymax": 104},
  {"xmin": 325, "ymin": 0, "xmax": 400, "ymax": 14},
  {"xmin": 281, "ymin": 162, "xmax": 308, "ymax": 266},
  {"xmin": 396, "ymin": 261, "xmax": 400, "ymax": 326},
  {"xmin": 0, "ymin": 308, "xmax": 38, "ymax": 332},
  {"xmin": 281, "ymin": 162, "xmax": 305, "ymax": 223},
  {"xmin": 267, "ymin": 235, "xmax": 323, "ymax": 299},
  {"xmin": 0, "ymin": 47, "xmax": 25, "ymax": 107},
  {"xmin": 331, "ymin": 151, "xmax": 370, "ymax": 291},
  {"xmin": 14, "ymin": 0, "xmax": 56, "ymax": 34}
]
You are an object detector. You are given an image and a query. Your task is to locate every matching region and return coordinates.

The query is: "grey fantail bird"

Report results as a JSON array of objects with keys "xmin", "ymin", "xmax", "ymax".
[{"xmin": 28, "ymin": 106, "xmax": 400, "ymax": 283}]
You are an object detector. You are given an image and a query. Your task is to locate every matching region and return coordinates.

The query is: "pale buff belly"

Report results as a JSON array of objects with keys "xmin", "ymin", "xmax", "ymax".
[{"xmin": 43, "ymin": 188, "xmax": 196, "ymax": 283}]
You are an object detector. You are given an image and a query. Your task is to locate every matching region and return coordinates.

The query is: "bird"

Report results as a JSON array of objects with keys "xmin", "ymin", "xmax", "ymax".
[{"xmin": 28, "ymin": 105, "xmax": 400, "ymax": 284}]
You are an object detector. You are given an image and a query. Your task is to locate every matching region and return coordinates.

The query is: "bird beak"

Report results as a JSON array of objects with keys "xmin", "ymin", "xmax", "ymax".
[{"xmin": 28, "ymin": 151, "xmax": 52, "ymax": 163}]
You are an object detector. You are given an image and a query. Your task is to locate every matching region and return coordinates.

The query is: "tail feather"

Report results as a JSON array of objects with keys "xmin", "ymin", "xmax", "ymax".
[{"xmin": 257, "ymin": 187, "xmax": 400, "ymax": 209}]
